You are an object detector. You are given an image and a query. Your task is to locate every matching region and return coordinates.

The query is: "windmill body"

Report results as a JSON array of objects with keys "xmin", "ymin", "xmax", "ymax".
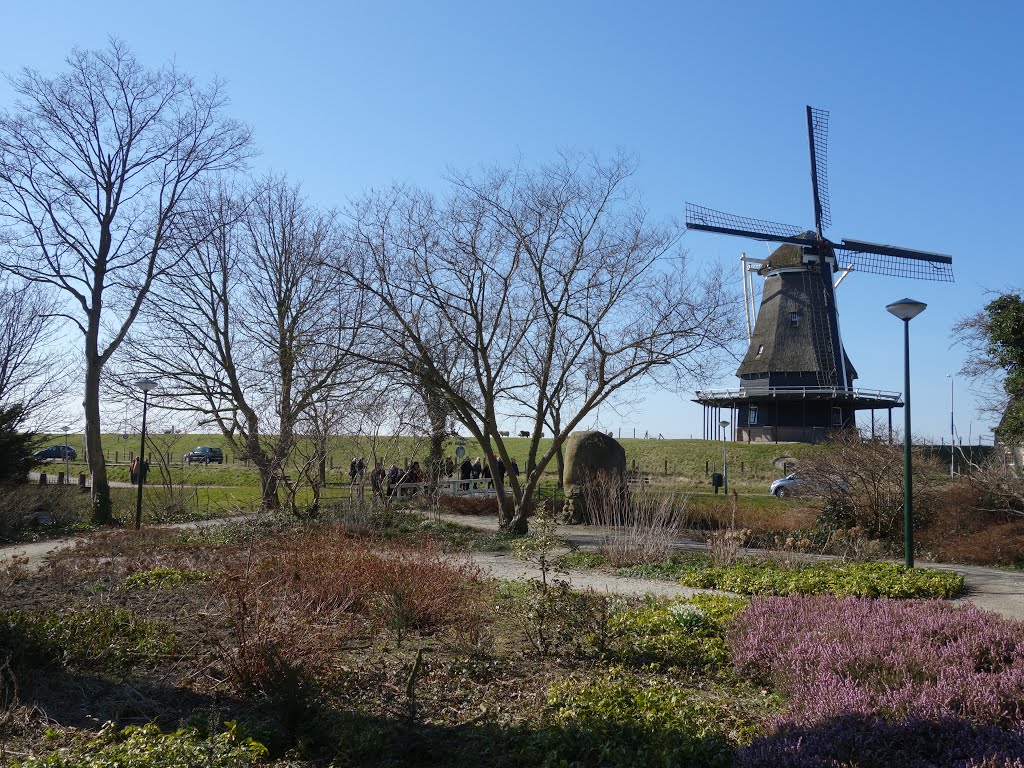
[{"xmin": 689, "ymin": 107, "xmax": 953, "ymax": 444}]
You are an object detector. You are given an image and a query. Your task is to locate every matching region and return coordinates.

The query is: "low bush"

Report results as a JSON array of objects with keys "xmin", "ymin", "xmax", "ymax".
[
  {"xmin": 496, "ymin": 579, "xmax": 597, "ymax": 657},
  {"xmin": 15, "ymin": 721, "xmax": 267, "ymax": 767},
  {"xmin": 730, "ymin": 596, "xmax": 1024, "ymax": 729},
  {"xmin": 554, "ymin": 550, "xmax": 608, "ymax": 569},
  {"xmin": 0, "ymin": 485, "xmax": 88, "ymax": 542},
  {"xmin": 737, "ymin": 714, "xmax": 1024, "ymax": 768},
  {"xmin": 678, "ymin": 559, "xmax": 964, "ymax": 598},
  {"xmin": 1, "ymin": 605, "xmax": 177, "ymax": 673},
  {"xmin": 604, "ymin": 594, "xmax": 747, "ymax": 672},
  {"xmin": 121, "ymin": 565, "xmax": 212, "ymax": 591},
  {"xmin": 618, "ymin": 553, "xmax": 706, "ymax": 581},
  {"xmin": 437, "ymin": 494, "xmax": 498, "ymax": 515},
  {"xmin": 536, "ymin": 668, "xmax": 763, "ymax": 768},
  {"xmin": 213, "ymin": 529, "xmax": 487, "ymax": 693}
]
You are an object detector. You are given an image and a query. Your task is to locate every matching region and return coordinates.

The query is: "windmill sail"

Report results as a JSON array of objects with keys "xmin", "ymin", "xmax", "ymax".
[{"xmin": 687, "ymin": 105, "xmax": 952, "ymax": 444}]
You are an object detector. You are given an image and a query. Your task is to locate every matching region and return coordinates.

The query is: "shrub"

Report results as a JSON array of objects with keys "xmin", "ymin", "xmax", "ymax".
[
  {"xmin": 121, "ymin": 565, "xmax": 211, "ymax": 591},
  {"xmin": 619, "ymin": 553, "xmax": 707, "ymax": 581},
  {"xmin": 0, "ymin": 485, "xmax": 88, "ymax": 542},
  {"xmin": 729, "ymin": 596, "xmax": 1024, "ymax": 729},
  {"xmin": 15, "ymin": 721, "xmax": 266, "ymax": 767},
  {"xmin": 797, "ymin": 429, "xmax": 949, "ymax": 542},
  {"xmin": 437, "ymin": 494, "xmax": 498, "ymax": 515},
  {"xmin": 1, "ymin": 606, "xmax": 177, "ymax": 673},
  {"xmin": 604, "ymin": 594, "xmax": 747, "ymax": 671},
  {"xmin": 536, "ymin": 668, "xmax": 759, "ymax": 768},
  {"xmin": 497, "ymin": 579, "xmax": 596, "ymax": 657},
  {"xmin": 678, "ymin": 559, "xmax": 964, "ymax": 599},
  {"xmin": 737, "ymin": 714, "xmax": 1024, "ymax": 768},
  {"xmin": 554, "ymin": 550, "xmax": 608, "ymax": 569}
]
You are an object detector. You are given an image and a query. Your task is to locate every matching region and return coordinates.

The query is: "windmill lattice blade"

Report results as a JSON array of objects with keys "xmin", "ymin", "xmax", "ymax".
[
  {"xmin": 807, "ymin": 106, "xmax": 831, "ymax": 232},
  {"xmin": 837, "ymin": 249, "xmax": 954, "ymax": 282},
  {"xmin": 685, "ymin": 203, "xmax": 809, "ymax": 243}
]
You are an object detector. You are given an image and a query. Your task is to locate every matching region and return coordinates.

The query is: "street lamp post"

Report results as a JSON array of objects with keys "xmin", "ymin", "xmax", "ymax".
[
  {"xmin": 134, "ymin": 379, "xmax": 158, "ymax": 530},
  {"xmin": 948, "ymin": 374, "xmax": 955, "ymax": 478},
  {"xmin": 886, "ymin": 299, "xmax": 927, "ymax": 568},
  {"xmin": 62, "ymin": 425, "xmax": 70, "ymax": 483},
  {"xmin": 720, "ymin": 419, "xmax": 730, "ymax": 494}
]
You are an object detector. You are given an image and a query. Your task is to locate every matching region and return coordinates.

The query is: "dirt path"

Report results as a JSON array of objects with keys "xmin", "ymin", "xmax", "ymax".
[{"xmin": 3, "ymin": 512, "xmax": 1023, "ymax": 621}]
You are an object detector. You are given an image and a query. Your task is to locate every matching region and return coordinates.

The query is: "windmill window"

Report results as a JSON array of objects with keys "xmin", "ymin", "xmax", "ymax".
[
  {"xmin": 789, "ymin": 312, "xmax": 800, "ymax": 326},
  {"xmin": 831, "ymin": 407, "xmax": 843, "ymax": 426},
  {"xmin": 756, "ymin": 344, "xmax": 764, "ymax": 356},
  {"xmin": 749, "ymin": 405, "xmax": 759, "ymax": 425}
]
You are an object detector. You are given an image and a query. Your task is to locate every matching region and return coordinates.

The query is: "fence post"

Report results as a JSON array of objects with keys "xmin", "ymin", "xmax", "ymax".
[
  {"xmin": 38, "ymin": 473, "xmax": 47, "ymax": 485},
  {"xmin": 705, "ymin": 460, "xmax": 709, "ymax": 475},
  {"xmin": 664, "ymin": 459, "xmax": 668, "ymax": 476}
]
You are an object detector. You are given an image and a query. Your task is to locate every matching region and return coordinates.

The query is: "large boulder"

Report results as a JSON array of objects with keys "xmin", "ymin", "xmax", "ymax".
[{"xmin": 561, "ymin": 431, "xmax": 627, "ymax": 524}]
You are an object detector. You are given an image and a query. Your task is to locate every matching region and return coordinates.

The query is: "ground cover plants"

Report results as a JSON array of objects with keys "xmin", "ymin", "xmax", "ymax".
[
  {"xmin": 731, "ymin": 596, "xmax": 1024, "ymax": 766},
  {"xmin": 2, "ymin": 503, "xmax": 1022, "ymax": 766},
  {"xmin": 621, "ymin": 553, "xmax": 965, "ymax": 598}
]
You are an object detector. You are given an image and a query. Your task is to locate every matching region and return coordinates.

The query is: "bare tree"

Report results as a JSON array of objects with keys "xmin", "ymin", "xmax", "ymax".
[
  {"xmin": 0, "ymin": 40, "xmax": 252, "ymax": 522},
  {"xmin": 344, "ymin": 152, "xmax": 736, "ymax": 533},
  {"xmin": 123, "ymin": 177, "xmax": 361, "ymax": 512},
  {"xmin": 0, "ymin": 276, "xmax": 69, "ymax": 427}
]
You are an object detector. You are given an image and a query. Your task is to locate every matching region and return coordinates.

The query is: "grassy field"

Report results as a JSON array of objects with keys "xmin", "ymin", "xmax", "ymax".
[{"xmin": 37, "ymin": 433, "xmax": 822, "ymax": 495}]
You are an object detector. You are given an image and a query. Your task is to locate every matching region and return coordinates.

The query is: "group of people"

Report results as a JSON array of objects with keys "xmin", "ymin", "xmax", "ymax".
[
  {"xmin": 457, "ymin": 454, "xmax": 519, "ymax": 488},
  {"xmin": 346, "ymin": 452, "xmax": 521, "ymax": 501}
]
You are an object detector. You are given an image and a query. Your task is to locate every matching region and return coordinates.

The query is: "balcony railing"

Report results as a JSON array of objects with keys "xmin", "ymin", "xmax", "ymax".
[{"xmin": 693, "ymin": 385, "xmax": 903, "ymax": 404}]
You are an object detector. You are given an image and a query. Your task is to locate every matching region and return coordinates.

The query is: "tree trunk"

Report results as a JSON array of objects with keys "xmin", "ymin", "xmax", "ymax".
[
  {"xmin": 425, "ymin": 393, "xmax": 448, "ymax": 480},
  {"xmin": 84, "ymin": 352, "xmax": 112, "ymax": 524}
]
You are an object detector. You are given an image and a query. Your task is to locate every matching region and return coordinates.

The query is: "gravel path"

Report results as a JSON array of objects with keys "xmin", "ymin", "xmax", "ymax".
[{"xmin": 3, "ymin": 512, "xmax": 1023, "ymax": 621}]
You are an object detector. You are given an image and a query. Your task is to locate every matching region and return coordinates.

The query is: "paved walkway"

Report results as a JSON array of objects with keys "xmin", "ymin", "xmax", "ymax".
[
  {"xmin": 438, "ymin": 513, "xmax": 1024, "ymax": 621},
  {"xmin": 2, "ymin": 512, "xmax": 1023, "ymax": 621}
]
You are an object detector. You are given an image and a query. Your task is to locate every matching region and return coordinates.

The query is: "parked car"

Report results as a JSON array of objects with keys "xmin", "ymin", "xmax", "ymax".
[
  {"xmin": 769, "ymin": 472, "xmax": 846, "ymax": 497},
  {"xmin": 33, "ymin": 444, "xmax": 77, "ymax": 461},
  {"xmin": 183, "ymin": 446, "xmax": 224, "ymax": 465}
]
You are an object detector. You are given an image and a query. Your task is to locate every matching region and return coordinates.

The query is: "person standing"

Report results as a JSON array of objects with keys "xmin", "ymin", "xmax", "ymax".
[
  {"xmin": 471, "ymin": 457, "xmax": 482, "ymax": 480},
  {"xmin": 370, "ymin": 461, "xmax": 386, "ymax": 501}
]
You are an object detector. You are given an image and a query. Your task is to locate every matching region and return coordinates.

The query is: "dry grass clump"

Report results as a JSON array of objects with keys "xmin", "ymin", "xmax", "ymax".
[
  {"xmin": 437, "ymin": 494, "xmax": 499, "ymax": 516},
  {"xmin": 582, "ymin": 472, "xmax": 683, "ymax": 567},
  {"xmin": 210, "ymin": 525, "xmax": 487, "ymax": 695}
]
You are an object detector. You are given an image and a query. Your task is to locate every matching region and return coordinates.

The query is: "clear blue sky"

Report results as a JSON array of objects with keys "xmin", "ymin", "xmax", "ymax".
[{"xmin": 3, "ymin": 0, "xmax": 1020, "ymax": 443}]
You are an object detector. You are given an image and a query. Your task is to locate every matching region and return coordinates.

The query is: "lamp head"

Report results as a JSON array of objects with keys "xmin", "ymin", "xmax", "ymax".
[
  {"xmin": 136, "ymin": 379, "xmax": 158, "ymax": 393},
  {"xmin": 886, "ymin": 299, "xmax": 927, "ymax": 322},
  {"xmin": 719, "ymin": 420, "xmax": 730, "ymax": 428}
]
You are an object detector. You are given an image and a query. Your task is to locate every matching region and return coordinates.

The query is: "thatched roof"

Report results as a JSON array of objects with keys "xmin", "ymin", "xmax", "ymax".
[{"xmin": 738, "ymin": 265, "xmax": 857, "ymax": 385}]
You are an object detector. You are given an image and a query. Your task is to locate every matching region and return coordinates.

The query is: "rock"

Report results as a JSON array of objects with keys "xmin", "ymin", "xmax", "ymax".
[{"xmin": 561, "ymin": 431, "xmax": 627, "ymax": 524}]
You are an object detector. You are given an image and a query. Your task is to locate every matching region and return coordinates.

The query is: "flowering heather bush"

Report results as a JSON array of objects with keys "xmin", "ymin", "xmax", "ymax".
[
  {"xmin": 737, "ymin": 714, "xmax": 1024, "ymax": 768},
  {"xmin": 729, "ymin": 596, "xmax": 1024, "ymax": 729},
  {"xmin": 680, "ymin": 559, "xmax": 963, "ymax": 598}
]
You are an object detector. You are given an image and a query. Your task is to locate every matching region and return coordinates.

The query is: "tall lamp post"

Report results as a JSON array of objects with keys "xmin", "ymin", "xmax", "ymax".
[
  {"xmin": 947, "ymin": 373, "xmax": 955, "ymax": 478},
  {"xmin": 886, "ymin": 299, "xmax": 926, "ymax": 568},
  {"xmin": 62, "ymin": 425, "xmax": 70, "ymax": 483},
  {"xmin": 720, "ymin": 419, "xmax": 730, "ymax": 494},
  {"xmin": 134, "ymin": 379, "xmax": 158, "ymax": 530}
]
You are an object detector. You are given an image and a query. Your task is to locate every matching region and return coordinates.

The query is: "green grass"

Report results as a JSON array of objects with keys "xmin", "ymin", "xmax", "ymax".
[{"xmin": 40, "ymin": 433, "xmax": 824, "ymax": 494}]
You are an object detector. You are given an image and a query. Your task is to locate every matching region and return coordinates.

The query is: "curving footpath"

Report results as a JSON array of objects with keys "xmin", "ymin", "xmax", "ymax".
[{"xmin": 2, "ymin": 512, "xmax": 1022, "ymax": 621}]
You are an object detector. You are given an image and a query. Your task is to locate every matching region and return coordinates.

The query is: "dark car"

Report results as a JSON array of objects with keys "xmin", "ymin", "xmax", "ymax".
[
  {"xmin": 183, "ymin": 446, "xmax": 224, "ymax": 465},
  {"xmin": 33, "ymin": 444, "xmax": 77, "ymax": 461}
]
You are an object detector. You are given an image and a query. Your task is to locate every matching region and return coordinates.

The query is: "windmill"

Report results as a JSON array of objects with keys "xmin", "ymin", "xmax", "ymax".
[{"xmin": 689, "ymin": 106, "xmax": 954, "ymax": 444}]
